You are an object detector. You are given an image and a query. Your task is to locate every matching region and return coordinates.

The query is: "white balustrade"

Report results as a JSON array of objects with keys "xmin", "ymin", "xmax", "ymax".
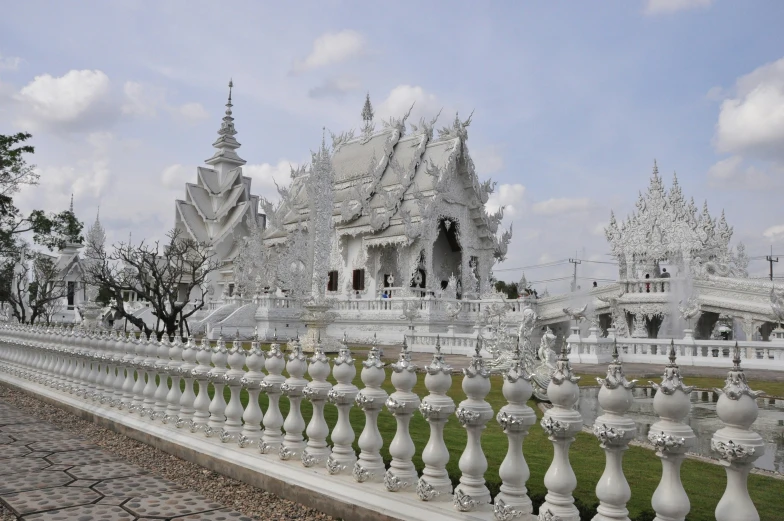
[
  {"xmin": 453, "ymin": 341, "xmax": 493, "ymax": 512},
  {"xmin": 220, "ymin": 337, "xmax": 247, "ymax": 443},
  {"xmin": 711, "ymin": 344, "xmax": 766, "ymax": 521},
  {"xmin": 238, "ymin": 334, "xmax": 265, "ymax": 448},
  {"xmin": 151, "ymin": 336, "xmax": 172, "ymax": 420},
  {"xmin": 385, "ymin": 338, "xmax": 419, "ymax": 492},
  {"xmin": 326, "ymin": 336, "xmax": 358, "ymax": 475},
  {"xmin": 140, "ymin": 333, "xmax": 159, "ymax": 416},
  {"xmin": 188, "ymin": 338, "xmax": 213, "ymax": 433},
  {"xmin": 280, "ymin": 336, "xmax": 308, "ymax": 460},
  {"xmin": 416, "ymin": 336, "xmax": 454, "ymax": 501},
  {"xmin": 648, "ymin": 342, "xmax": 695, "ymax": 521},
  {"xmin": 593, "ymin": 341, "xmax": 637, "ymax": 521},
  {"xmin": 175, "ymin": 336, "xmax": 198, "ymax": 427},
  {"xmin": 260, "ymin": 336, "xmax": 285, "ymax": 453},
  {"xmin": 539, "ymin": 342, "xmax": 582, "ymax": 521},
  {"xmin": 301, "ymin": 338, "xmax": 332, "ymax": 468},
  {"xmin": 129, "ymin": 334, "xmax": 148, "ymax": 413},
  {"xmin": 494, "ymin": 340, "xmax": 536, "ymax": 519},
  {"xmin": 205, "ymin": 336, "xmax": 229, "ymax": 437},
  {"xmin": 162, "ymin": 336, "xmax": 184, "ymax": 424}
]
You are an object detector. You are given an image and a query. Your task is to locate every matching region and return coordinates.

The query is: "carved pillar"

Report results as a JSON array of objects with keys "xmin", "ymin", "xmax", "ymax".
[
  {"xmin": 648, "ymin": 341, "xmax": 695, "ymax": 521},
  {"xmin": 162, "ymin": 336, "xmax": 184, "ymax": 424},
  {"xmin": 301, "ymin": 339, "xmax": 332, "ymax": 467},
  {"xmin": 453, "ymin": 340, "xmax": 493, "ymax": 512},
  {"xmin": 326, "ymin": 337, "xmax": 359, "ymax": 475},
  {"xmin": 260, "ymin": 337, "xmax": 286, "ymax": 452},
  {"xmin": 711, "ymin": 344, "xmax": 765, "ymax": 521},
  {"xmin": 219, "ymin": 337, "xmax": 247, "ymax": 443},
  {"xmin": 188, "ymin": 338, "xmax": 213, "ymax": 433},
  {"xmin": 384, "ymin": 338, "xmax": 420, "ymax": 492},
  {"xmin": 353, "ymin": 335, "xmax": 388, "ymax": 484},
  {"xmin": 280, "ymin": 337, "xmax": 308, "ymax": 460},
  {"xmin": 175, "ymin": 336, "xmax": 198, "ymax": 428},
  {"xmin": 204, "ymin": 336, "xmax": 229, "ymax": 437},
  {"xmin": 238, "ymin": 335, "xmax": 265, "ymax": 448}
]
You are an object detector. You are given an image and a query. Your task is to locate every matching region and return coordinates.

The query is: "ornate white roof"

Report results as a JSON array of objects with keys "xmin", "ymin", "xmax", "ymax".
[{"xmin": 605, "ymin": 162, "xmax": 732, "ymax": 263}]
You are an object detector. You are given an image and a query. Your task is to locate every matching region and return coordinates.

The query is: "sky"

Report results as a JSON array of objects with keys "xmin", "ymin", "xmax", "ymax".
[{"xmin": 1, "ymin": 0, "xmax": 783, "ymax": 293}]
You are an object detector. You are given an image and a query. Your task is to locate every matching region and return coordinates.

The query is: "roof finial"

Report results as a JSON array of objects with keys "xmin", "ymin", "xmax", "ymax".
[
  {"xmin": 228, "ymin": 78, "xmax": 233, "ymax": 103},
  {"xmin": 69, "ymin": 193, "xmax": 74, "ymax": 213},
  {"xmin": 361, "ymin": 92, "xmax": 374, "ymax": 123}
]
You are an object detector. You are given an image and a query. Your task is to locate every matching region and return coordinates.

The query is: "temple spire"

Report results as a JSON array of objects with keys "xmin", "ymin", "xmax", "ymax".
[
  {"xmin": 205, "ymin": 78, "xmax": 246, "ymax": 174},
  {"xmin": 361, "ymin": 92, "xmax": 373, "ymax": 124},
  {"xmin": 69, "ymin": 193, "xmax": 74, "ymax": 213}
]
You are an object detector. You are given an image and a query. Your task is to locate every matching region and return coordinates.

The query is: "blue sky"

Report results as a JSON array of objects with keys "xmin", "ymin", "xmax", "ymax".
[{"xmin": 1, "ymin": 0, "xmax": 783, "ymax": 293}]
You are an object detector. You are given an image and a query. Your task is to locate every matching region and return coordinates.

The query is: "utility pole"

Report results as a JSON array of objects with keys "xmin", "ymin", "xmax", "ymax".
[
  {"xmin": 569, "ymin": 258, "xmax": 581, "ymax": 292},
  {"xmin": 766, "ymin": 245, "xmax": 779, "ymax": 281}
]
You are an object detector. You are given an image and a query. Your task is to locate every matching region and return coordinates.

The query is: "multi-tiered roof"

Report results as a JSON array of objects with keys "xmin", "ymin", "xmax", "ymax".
[{"xmin": 174, "ymin": 81, "xmax": 261, "ymax": 263}]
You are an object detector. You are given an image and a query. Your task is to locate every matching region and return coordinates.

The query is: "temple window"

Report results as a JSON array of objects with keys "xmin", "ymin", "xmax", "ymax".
[
  {"xmin": 67, "ymin": 281, "xmax": 75, "ymax": 308},
  {"xmin": 352, "ymin": 269, "xmax": 365, "ymax": 291},
  {"xmin": 327, "ymin": 271, "xmax": 339, "ymax": 292}
]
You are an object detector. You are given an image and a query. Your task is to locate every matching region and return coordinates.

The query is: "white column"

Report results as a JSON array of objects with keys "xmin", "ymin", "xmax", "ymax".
[
  {"xmin": 494, "ymin": 340, "xmax": 536, "ymax": 520},
  {"xmin": 353, "ymin": 335, "xmax": 388, "ymax": 483},
  {"xmin": 453, "ymin": 341, "xmax": 493, "ymax": 512},
  {"xmin": 151, "ymin": 336, "xmax": 173, "ymax": 420},
  {"xmin": 205, "ymin": 336, "xmax": 229, "ymax": 437},
  {"xmin": 592, "ymin": 341, "xmax": 637, "ymax": 521},
  {"xmin": 188, "ymin": 338, "xmax": 213, "ymax": 433},
  {"xmin": 416, "ymin": 336, "xmax": 454, "ymax": 501},
  {"xmin": 301, "ymin": 338, "xmax": 332, "ymax": 467},
  {"xmin": 220, "ymin": 337, "xmax": 247, "ymax": 442},
  {"xmin": 238, "ymin": 335, "xmax": 265, "ymax": 448},
  {"xmin": 648, "ymin": 341, "xmax": 695, "ymax": 521},
  {"xmin": 539, "ymin": 343, "xmax": 583, "ymax": 521},
  {"xmin": 162, "ymin": 336, "xmax": 184, "ymax": 424},
  {"xmin": 280, "ymin": 337, "xmax": 308, "ymax": 460},
  {"xmin": 260, "ymin": 337, "xmax": 286, "ymax": 453},
  {"xmin": 326, "ymin": 337, "xmax": 358, "ymax": 475},
  {"xmin": 175, "ymin": 336, "xmax": 198, "ymax": 428},
  {"xmin": 129, "ymin": 334, "xmax": 148, "ymax": 413},
  {"xmin": 711, "ymin": 344, "xmax": 765, "ymax": 521},
  {"xmin": 385, "ymin": 339, "xmax": 419, "ymax": 492},
  {"xmin": 140, "ymin": 333, "xmax": 159, "ymax": 416}
]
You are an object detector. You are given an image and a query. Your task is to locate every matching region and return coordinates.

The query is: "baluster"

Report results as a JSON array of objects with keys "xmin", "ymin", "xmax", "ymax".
[
  {"xmin": 129, "ymin": 333, "xmax": 148, "ymax": 413},
  {"xmin": 109, "ymin": 331, "xmax": 128, "ymax": 407},
  {"xmin": 416, "ymin": 335, "xmax": 454, "ymax": 501},
  {"xmin": 280, "ymin": 335, "xmax": 308, "ymax": 460},
  {"xmin": 260, "ymin": 335, "xmax": 285, "ymax": 453},
  {"xmin": 592, "ymin": 340, "xmax": 637, "ymax": 521},
  {"xmin": 353, "ymin": 334, "xmax": 387, "ymax": 483},
  {"xmin": 301, "ymin": 337, "xmax": 332, "ymax": 467},
  {"xmin": 326, "ymin": 334, "xmax": 358, "ymax": 475},
  {"xmin": 539, "ymin": 339, "xmax": 582, "ymax": 521},
  {"xmin": 384, "ymin": 338, "xmax": 419, "ymax": 492},
  {"xmin": 647, "ymin": 340, "xmax": 695, "ymax": 521},
  {"xmin": 494, "ymin": 337, "xmax": 536, "ymax": 520},
  {"xmin": 238, "ymin": 332, "xmax": 265, "ymax": 448},
  {"xmin": 151, "ymin": 335, "xmax": 172, "ymax": 420},
  {"xmin": 140, "ymin": 333, "xmax": 159, "ymax": 416},
  {"xmin": 220, "ymin": 335, "xmax": 247, "ymax": 442},
  {"xmin": 205, "ymin": 335, "xmax": 229, "ymax": 437},
  {"xmin": 711, "ymin": 343, "xmax": 765, "ymax": 521},
  {"xmin": 453, "ymin": 339, "xmax": 492, "ymax": 512},
  {"xmin": 189, "ymin": 338, "xmax": 213, "ymax": 433},
  {"xmin": 175, "ymin": 335, "xmax": 198, "ymax": 428},
  {"xmin": 100, "ymin": 330, "xmax": 117, "ymax": 404},
  {"xmin": 163, "ymin": 336, "xmax": 184, "ymax": 424}
]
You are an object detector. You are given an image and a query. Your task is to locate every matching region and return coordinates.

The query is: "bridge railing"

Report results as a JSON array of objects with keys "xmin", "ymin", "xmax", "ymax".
[{"xmin": 0, "ymin": 324, "xmax": 768, "ymax": 521}]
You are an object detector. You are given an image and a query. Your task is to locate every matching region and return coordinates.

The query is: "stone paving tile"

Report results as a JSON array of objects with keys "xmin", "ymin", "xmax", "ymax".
[
  {"xmin": 0, "ymin": 457, "xmax": 50, "ymax": 476},
  {"xmin": 1, "ymin": 486, "xmax": 101, "ymax": 516},
  {"xmin": 22, "ymin": 504, "xmax": 135, "ymax": 521},
  {"xmin": 66, "ymin": 462, "xmax": 144, "ymax": 481},
  {"xmin": 42, "ymin": 465, "xmax": 72, "ymax": 472},
  {"xmin": 46, "ymin": 449, "xmax": 118, "ymax": 466},
  {"xmin": 23, "ymin": 452, "xmax": 51, "ymax": 459},
  {"xmin": 123, "ymin": 492, "xmax": 223, "ymax": 518},
  {"xmin": 6, "ymin": 431, "xmax": 78, "ymax": 442},
  {"xmin": 93, "ymin": 475, "xmax": 184, "ymax": 497},
  {"xmin": 28, "ymin": 439, "xmax": 93, "ymax": 453},
  {"xmin": 0, "ymin": 470, "xmax": 73, "ymax": 495},
  {"xmin": 95, "ymin": 497, "xmax": 131, "ymax": 507},
  {"xmin": 0, "ymin": 445, "xmax": 32, "ymax": 458},
  {"xmin": 64, "ymin": 480, "xmax": 98, "ymax": 488},
  {"xmin": 172, "ymin": 509, "xmax": 256, "ymax": 521},
  {"xmin": 0, "ymin": 434, "xmax": 15, "ymax": 444}
]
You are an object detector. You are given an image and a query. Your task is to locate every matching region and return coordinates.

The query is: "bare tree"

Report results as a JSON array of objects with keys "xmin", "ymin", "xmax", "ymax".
[
  {"xmin": 0, "ymin": 244, "xmax": 68, "ymax": 324},
  {"xmin": 83, "ymin": 228, "xmax": 219, "ymax": 338}
]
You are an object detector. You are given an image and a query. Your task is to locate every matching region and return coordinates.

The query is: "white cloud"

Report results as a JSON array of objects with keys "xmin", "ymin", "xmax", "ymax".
[
  {"xmin": 308, "ymin": 77, "xmax": 361, "ymax": 99},
  {"xmin": 16, "ymin": 70, "xmax": 111, "ymax": 129},
  {"xmin": 644, "ymin": 0, "xmax": 713, "ymax": 15},
  {"xmin": 714, "ymin": 57, "xmax": 784, "ymax": 160},
  {"xmin": 375, "ymin": 85, "xmax": 443, "ymax": 124},
  {"xmin": 763, "ymin": 224, "xmax": 784, "ymax": 241},
  {"xmin": 172, "ymin": 102, "xmax": 209, "ymax": 122},
  {"xmin": 486, "ymin": 183, "xmax": 526, "ymax": 218},
  {"xmin": 292, "ymin": 30, "xmax": 365, "ymax": 73},
  {"xmin": 121, "ymin": 81, "xmax": 162, "ymax": 117},
  {"xmin": 707, "ymin": 155, "xmax": 781, "ymax": 190},
  {"xmin": 0, "ymin": 53, "xmax": 21, "ymax": 71},
  {"xmin": 472, "ymin": 145, "xmax": 505, "ymax": 175},
  {"xmin": 592, "ymin": 222, "xmax": 608, "ymax": 236},
  {"xmin": 160, "ymin": 164, "xmax": 194, "ymax": 189},
  {"xmin": 243, "ymin": 161, "xmax": 300, "ymax": 201},
  {"xmin": 532, "ymin": 197, "xmax": 592, "ymax": 216}
]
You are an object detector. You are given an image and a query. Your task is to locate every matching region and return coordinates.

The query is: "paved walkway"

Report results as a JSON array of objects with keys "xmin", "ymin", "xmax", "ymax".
[{"xmin": 0, "ymin": 399, "xmax": 254, "ymax": 521}]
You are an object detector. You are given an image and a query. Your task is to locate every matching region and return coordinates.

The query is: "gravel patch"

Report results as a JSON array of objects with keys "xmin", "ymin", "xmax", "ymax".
[{"xmin": 0, "ymin": 385, "xmax": 333, "ymax": 521}]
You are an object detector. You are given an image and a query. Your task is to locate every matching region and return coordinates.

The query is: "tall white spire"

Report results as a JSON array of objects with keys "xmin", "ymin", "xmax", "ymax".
[
  {"xmin": 205, "ymin": 79, "xmax": 246, "ymax": 176},
  {"xmin": 85, "ymin": 207, "xmax": 106, "ymax": 254}
]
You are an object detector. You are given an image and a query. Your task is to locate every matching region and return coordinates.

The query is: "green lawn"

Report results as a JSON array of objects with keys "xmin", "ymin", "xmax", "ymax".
[{"xmin": 187, "ymin": 358, "xmax": 782, "ymax": 521}]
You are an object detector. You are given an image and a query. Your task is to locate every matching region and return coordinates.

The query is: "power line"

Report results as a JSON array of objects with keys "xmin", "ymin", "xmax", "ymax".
[{"xmin": 494, "ymin": 259, "xmax": 569, "ymax": 272}]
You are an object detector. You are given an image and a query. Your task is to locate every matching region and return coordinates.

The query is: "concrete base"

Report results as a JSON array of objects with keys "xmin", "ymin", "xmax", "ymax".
[{"xmin": 0, "ymin": 374, "xmax": 526, "ymax": 521}]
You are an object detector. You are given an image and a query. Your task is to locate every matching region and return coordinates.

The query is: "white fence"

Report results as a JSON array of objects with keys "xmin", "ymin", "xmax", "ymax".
[{"xmin": 0, "ymin": 325, "xmax": 770, "ymax": 521}]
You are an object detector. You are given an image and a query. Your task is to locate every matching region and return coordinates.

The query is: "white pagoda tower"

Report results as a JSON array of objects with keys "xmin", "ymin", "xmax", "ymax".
[{"xmin": 174, "ymin": 80, "xmax": 263, "ymax": 300}]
